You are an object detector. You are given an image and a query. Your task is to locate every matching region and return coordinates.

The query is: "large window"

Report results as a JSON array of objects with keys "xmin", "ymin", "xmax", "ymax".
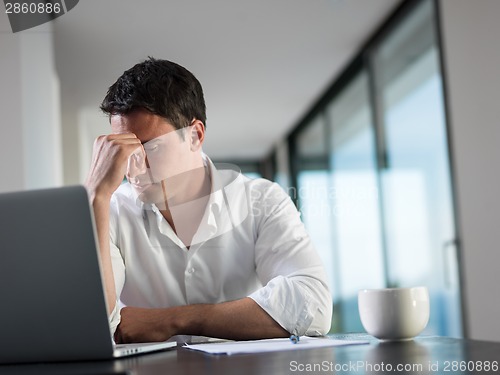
[
  {"xmin": 328, "ymin": 72, "xmax": 385, "ymax": 332},
  {"xmin": 372, "ymin": 0, "xmax": 461, "ymax": 336},
  {"xmin": 289, "ymin": 0, "xmax": 462, "ymax": 336}
]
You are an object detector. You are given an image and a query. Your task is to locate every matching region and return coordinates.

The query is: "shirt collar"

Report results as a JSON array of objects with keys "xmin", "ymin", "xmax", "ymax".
[{"xmin": 200, "ymin": 153, "xmax": 243, "ymax": 230}]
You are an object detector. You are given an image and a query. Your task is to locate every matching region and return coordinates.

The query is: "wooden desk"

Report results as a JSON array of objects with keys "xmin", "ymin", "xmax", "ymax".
[{"xmin": 2, "ymin": 334, "xmax": 500, "ymax": 374}]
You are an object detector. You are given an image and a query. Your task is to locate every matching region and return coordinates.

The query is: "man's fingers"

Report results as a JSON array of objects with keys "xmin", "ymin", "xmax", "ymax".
[
  {"xmin": 93, "ymin": 134, "xmax": 142, "ymax": 158},
  {"xmin": 96, "ymin": 133, "xmax": 141, "ymax": 145}
]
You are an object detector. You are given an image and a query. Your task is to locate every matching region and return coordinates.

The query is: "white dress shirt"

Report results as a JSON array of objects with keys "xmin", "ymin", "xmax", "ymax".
[{"xmin": 108, "ymin": 155, "xmax": 332, "ymax": 337}]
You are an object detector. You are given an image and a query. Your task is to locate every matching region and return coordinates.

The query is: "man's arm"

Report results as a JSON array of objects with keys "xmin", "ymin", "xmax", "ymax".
[
  {"xmin": 85, "ymin": 133, "xmax": 142, "ymax": 314},
  {"xmin": 90, "ymin": 193, "xmax": 116, "ymax": 315},
  {"xmin": 114, "ymin": 297, "xmax": 289, "ymax": 343}
]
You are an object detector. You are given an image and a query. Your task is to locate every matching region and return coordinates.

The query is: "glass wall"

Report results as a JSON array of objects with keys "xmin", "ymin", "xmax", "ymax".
[
  {"xmin": 372, "ymin": 0, "xmax": 461, "ymax": 336},
  {"xmin": 289, "ymin": 0, "xmax": 462, "ymax": 337},
  {"xmin": 328, "ymin": 72, "xmax": 385, "ymax": 332}
]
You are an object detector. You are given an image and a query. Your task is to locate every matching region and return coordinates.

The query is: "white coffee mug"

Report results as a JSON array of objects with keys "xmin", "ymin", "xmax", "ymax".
[{"xmin": 358, "ymin": 286, "xmax": 430, "ymax": 341}]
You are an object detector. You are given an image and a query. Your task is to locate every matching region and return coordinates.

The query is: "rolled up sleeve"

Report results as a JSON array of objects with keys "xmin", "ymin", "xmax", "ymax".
[{"xmin": 248, "ymin": 182, "xmax": 333, "ymax": 336}]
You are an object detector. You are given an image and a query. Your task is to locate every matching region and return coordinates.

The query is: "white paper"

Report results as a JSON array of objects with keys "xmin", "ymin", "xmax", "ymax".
[{"xmin": 183, "ymin": 337, "xmax": 369, "ymax": 355}]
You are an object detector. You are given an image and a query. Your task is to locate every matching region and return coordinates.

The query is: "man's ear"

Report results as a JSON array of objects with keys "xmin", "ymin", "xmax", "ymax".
[{"xmin": 190, "ymin": 119, "xmax": 205, "ymax": 151}]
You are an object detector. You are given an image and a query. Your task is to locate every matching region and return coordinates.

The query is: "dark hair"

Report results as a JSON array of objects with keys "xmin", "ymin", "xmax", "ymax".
[{"xmin": 100, "ymin": 57, "xmax": 206, "ymax": 130}]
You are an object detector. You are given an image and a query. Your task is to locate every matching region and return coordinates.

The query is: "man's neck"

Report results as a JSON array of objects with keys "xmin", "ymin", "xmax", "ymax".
[
  {"xmin": 164, "ymin": 164, "xmax": 211, "ymax": 207},
  {"xmin": 158, "ymin": 165, "xmax": 212, "ymax": 244}
]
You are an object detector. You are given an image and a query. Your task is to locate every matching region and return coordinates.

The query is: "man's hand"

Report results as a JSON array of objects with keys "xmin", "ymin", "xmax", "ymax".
[
  {"xmin": 114, "ymin": 307, "xmax": 177, "ymax": 344},
  {"xmin": 85, "ymin": 133, "xmax": 142, "ymax": 200}
]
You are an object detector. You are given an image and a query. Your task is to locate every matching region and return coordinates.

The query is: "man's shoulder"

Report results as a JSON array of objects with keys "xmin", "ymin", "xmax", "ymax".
[
  {"xmin": 208, "ymin": 156, "xmax": 281, "ymax": 196},
  {"xmin": 245, "ymin": 176, "xmax": 276, "ymax": 189},
  {"xmin": 216, "ymin": 169, "xmax": 281, "ymax": 198},
  {"xmin": 244, "ymin": 177, "xmax": 289, "ymax": 200}
]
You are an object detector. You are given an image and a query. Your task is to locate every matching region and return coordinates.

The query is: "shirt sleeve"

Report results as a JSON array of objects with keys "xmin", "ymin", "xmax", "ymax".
[{"xmin": 247, "ymin": 181, "xmax": 333, "ymax": 336}]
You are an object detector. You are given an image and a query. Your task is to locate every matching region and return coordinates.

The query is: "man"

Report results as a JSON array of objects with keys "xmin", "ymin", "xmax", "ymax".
[{"xmin": 85, "ymin": 57, "xmax": 332, "ymax": 344}]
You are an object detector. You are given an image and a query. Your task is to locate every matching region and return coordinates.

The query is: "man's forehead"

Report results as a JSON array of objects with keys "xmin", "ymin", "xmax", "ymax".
[
  {"xmin": 110, "ymin": 112, "xmax": 178, "ymax": 143},
  {"xmin": 110, "ymin": 110, "xmax": 172, "ymax": 127}
]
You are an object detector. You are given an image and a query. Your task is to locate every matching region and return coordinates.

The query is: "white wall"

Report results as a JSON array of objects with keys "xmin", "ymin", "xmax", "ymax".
[
  {"xmin": 0, "ymin": 12, "xmax": 62, "ymax": 192},
  {"xmin": 20, "ymin": 26, "xmax": 63, "ymax": 189},
  {"xmin": 78, "ymin": 107, "xmax": 109, "ymax": 183},
  {"xmin": 439, "ymin": 0, "xmax": 500, "ymax": 341},
  {"xmin": 0, "ymin": 12, "xmax": 24, "ymax": 192}
]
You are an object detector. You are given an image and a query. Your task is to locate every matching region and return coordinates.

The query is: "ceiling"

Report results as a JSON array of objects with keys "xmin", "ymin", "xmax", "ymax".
[{"xmin": 53, "ymin": 0, "xmax": 401, "ymax": 161}]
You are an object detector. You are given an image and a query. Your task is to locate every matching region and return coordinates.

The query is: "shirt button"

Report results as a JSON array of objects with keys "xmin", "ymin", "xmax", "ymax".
[{"xmin": 188, "ymin": 267, "xmax": 195, "ymax": 274}]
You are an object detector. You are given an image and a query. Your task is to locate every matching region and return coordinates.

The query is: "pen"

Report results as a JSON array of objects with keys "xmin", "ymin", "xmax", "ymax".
[{"xmin": 289, "ymin": 335, "xmax": 300, "ymax": 344}]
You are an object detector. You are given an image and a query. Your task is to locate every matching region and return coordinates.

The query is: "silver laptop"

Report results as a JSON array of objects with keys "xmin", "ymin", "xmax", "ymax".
[{"xmin": 0, "ymin": 185, "xmax": 176, "ymax": 364}]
